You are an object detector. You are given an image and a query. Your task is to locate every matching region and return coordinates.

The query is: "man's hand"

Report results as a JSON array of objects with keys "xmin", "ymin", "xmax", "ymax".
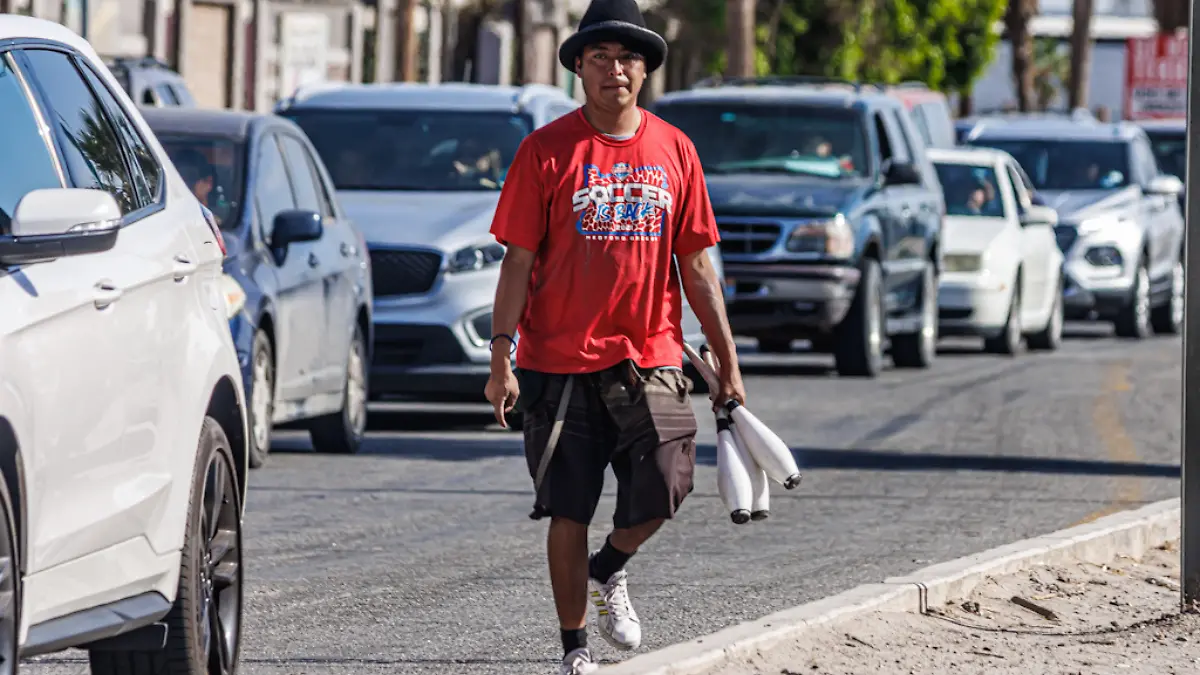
[
  {"xmin": 485, "ymin": 362, "xmax": 520, "ymax": 428},
  {"xmin": 715, "ymin": 367, "xmax": 747, "ymax": 410}
]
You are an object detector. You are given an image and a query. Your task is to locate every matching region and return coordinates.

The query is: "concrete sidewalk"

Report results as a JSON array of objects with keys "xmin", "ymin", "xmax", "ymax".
[
  {"xmin": 600, "ymin": 499, "xmax": 1188, "ymax": 675},
  {"xmin": 708, "ymin": 538, "xmax": 1196, "ymax": 675}
]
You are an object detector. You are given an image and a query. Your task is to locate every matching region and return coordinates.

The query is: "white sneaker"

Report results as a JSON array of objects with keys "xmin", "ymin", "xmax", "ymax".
[
  {"xmin": 558, "ymin": 648, "xmax": 599, "ymax": 674},
  {"xmin": 589, "ymin": 568, "xmax": 642, "ymax": 650}
]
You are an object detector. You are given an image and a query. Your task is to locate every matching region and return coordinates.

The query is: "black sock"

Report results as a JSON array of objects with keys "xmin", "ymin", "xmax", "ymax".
[
  {"xmin": 561, "ymin": 627, "xmax": 587, "ymax": 656},
  {"xmin": 589, "ymin": 536, "xmax": 635, "ymax": 582}
]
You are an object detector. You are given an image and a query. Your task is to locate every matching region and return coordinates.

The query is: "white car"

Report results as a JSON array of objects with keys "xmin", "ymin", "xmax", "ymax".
[
  {"xmin": 930, "ymin": 147, "xmax": 1065, "ymax": 354},
  {"xmin": 0, "ymin": 17, "xmax": 247, "ymax": 674}
]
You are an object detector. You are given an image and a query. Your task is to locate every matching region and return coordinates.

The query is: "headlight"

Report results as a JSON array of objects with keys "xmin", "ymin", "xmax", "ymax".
[
  {"xmin": 448, "ymin": 242, "xmax": 506, "ymax": 273},
  {"xmin": 785, "ymin": 214, "xmax": 853, "ymax": 257},
  {"xmin": 943, "ymin": 253, "xmax": 983, "ymax": 273},
  {"xmin": 219, "ymin": 274, "xmax": 246, "ymax": 320}
]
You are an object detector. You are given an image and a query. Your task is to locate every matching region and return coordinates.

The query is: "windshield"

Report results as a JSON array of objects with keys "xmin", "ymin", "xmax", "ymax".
[
  {"xmin": 283, "ymin": 109, "xmax": 533, "ymax": 192},
  {"xmin": 967, "ymin": 139, "xmax": 1130, "ymax": 191},
  {"xmin": 934, "ymin": 162, "xmax": 1005, "ymax": 218},
  {"xmin": 1146, "ymin": 130, "xmax": 1186, "ymax": 181},
  {"xmin": 653, "ymin": 102, "xmax": 869, "ymax": 179},
  {"xmin": 158, "ymin": 135, "xmax": 245, "ymax": 230}
]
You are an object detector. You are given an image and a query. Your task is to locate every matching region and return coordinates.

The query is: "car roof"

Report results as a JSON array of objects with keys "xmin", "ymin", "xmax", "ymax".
[
  {"xmin": 928, "ymin": 146, "xmax": 1008, "ymax": 165},
  {"xmin": 277, "ymin": 82, "xmax": 571, "ymax": 113},
  {"xmin": 654, "ymin": 78, "xmax": 899, "ymax": 111},
  {"xmin": 966, "ymin": 117, "xmax": 1141, "ymax": 142},
  {"xmin": 0, "ymin": 15, "xmax": 99, "ymax": 57},
  {"xmin": 139, "ymin": 106, "xmax": 269, "ymax": 141}
]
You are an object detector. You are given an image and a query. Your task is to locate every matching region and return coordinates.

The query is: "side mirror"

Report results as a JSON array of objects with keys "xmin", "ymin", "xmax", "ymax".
[
  {"xmin": 884, "ymin": 161, "xmax": 922, "ymax": 186},
  {"xmin": 0, "ymin": 188, "xmax": 122, "ymax": 266},
  {"xmin": 271, "ymin": 209, "xmax": 323, "ymax": 249},
  {"xmin": 1020, "ymin": 204, "xmax": 1059, "ymax": 228},
  {"xmin": 1146, "ymin": 174, "xmax": 1184, "ymax": 196}
]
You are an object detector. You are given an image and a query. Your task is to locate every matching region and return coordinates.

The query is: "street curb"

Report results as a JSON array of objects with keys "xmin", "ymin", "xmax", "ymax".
[{"xmin": 598, "ymin": 498, "xmax": 1181, "ymax": 675}]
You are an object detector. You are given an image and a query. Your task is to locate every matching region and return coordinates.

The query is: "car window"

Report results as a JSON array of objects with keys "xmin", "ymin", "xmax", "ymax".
[
  {"xmin": 255, "ymin": 135, "xmax": 297, "ymax": 243},
  {"xmin": 887, "ymin": 108, "xmax": 917, "ymax": 164},
  {"xmin": 159, "ymin": 135, "xmax": 245, "ymax": 230},
  {"xmin": 156, "ymin": 83, "xmax": 179, "ymax": 106},
  {"xmin": 19, "ymin": 49, "xmax": 140, "ymax": 215},
  {"xmin": 933, "ymin": 161, "xmax": 1005, "ymax": 218},
  {"xmin": 968, "ymin": 138, "xmax": 1131, "ymax": 190},
  {"xmin": 0, "ymin": 52, "xmax": 62, "ymax": 234},
  {"xmin": 278, "ymin": 134, "xmax": 327, "ymax": 216},
  {"xmin": 1146, "ymin": 130, "xmax": 1186, "ymax": 181},
  {"xmin": 1131, "ymin": 136, "xmax": 1160, "ymax": 184},
  {"xmin": 77, "ymin": 61, "xmax": 163, "ymax": 207},
  {"xmin": 873, "ymin": 111, "xmax": 896, "ymax": 168},
  {"xmin": 1006, "ymin": 163, "xmax": 1030, "ymax": 211}
]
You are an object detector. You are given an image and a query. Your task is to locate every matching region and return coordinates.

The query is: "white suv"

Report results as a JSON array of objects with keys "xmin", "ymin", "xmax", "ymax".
[{"xmin": 0, "ymin": 17, "xmax": 248, "ymax": 674}]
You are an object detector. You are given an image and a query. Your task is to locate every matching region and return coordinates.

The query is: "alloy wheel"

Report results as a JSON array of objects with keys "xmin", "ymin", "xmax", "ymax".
[
  {"xmin": 199, "ymin": 453, "xmax": 242, "ymax": 674},
  {"xmin": 250, "ymin": 348, "xmax": 273, "ymax": 452},
  {"xmin": 1135, "ymin": 266, "xmax": 1151, "ymax": 334},
  {"xmin": 0, "ymin": 504, "xmax": 15, "ymax": 675},
  {"xmin": 346, "ymin": 337, "xmax": 368, "ymax": 438},
  {"xmin": 1171, "ymin": 261, "xmax": 1185, "ymax": 328}
]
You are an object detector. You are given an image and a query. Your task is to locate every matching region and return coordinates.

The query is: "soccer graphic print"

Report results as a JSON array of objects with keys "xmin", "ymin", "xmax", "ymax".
[{"xmin": 571, "ymin": 162, "xmax": 674, "ymax": 241}]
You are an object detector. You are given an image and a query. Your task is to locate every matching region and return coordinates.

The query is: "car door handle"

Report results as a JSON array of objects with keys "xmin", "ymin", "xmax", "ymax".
[
  {"xmin": 172, "ymin": 254, "xmax": 197, "ymax": 281},
  {"xmin": 93, "ymin": 280, "xmax": 123, "ymax": 309},
  {"xmin": 308, "ymin": 252, "xmax": 320, "ymax": 268},
  {"xmin": 340, "ymin": 242, "xmax": 353, "ymax": 257}
]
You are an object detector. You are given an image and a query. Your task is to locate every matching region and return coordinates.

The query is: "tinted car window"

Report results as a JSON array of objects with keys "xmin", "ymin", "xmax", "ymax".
[
  {"xmin": 285, "ymin": 109, "xmax": 533, "ymax": 192},
  {"xmin": 255, "ymin": 136, "xmax": 296, "ymax": 242},
  {"xmin": 0, "ymin": 53, "xmax": 62, "ymax": 233},
  {"xmin": 967, "ymin": 138, "xmax": 1131, "ymax": 191},
  {"xmin": 1146, "ymin": 130, "xmax": 1186, "ymax": 181},
  {"xmin": 278, "ymin": 134, "xmax": 325, "ymax": 215},
  {"xmin": 78, "ymin": 62, "xmax": 162, "ymax": 207},
  {"xmin": 20, "ymin": 49, "xmax": 140, "ymax": 214},
  {"xmin": 934, "ymin": 162, "xmax": 1005, "ymax": 218},
  {"xmin": 654, "ymin": 102, "xmax": 869, "ymax": 179},
  {"xmin": 159, "ymin": 135, "xmax": 245, "ymax": 230}
]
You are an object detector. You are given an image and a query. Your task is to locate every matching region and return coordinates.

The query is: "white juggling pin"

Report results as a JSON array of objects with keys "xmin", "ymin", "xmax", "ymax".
[
  {"xmin": 725, "ymin": 400, "xmax": 803, "ymax": 490},
  {"xmin": 715, "ymin": 409, "xmax": 753, "ymax": 524},
  {"xmin": 732, "ymin": 421, "xmax": 770, "ymax": 520}
]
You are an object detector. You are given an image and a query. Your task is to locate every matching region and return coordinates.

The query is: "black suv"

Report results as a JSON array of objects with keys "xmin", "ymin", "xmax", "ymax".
[{"xmin": 652, "ymin": 77, "xmax": 945, "ymax": 377}]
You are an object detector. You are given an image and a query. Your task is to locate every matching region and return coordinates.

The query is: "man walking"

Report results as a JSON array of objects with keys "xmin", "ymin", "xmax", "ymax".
[{"xmin": 484, "ymin": 1, "xmax": 745, "ymax": 672}]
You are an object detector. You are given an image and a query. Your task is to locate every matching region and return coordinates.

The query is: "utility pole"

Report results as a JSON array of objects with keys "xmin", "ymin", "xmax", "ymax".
[
  {"xmin": 725, "ymin": 0, "xmax": 755, "ymax": 78},
  {"xmin": 394, "ymin": 0, "xmax": 420, "ymax": 82},
  {"xmin": 1067, "ymin": 0, "xmax": 1094, "ymax": 109},
  {"xmin": 513, "ymin": 0, "xmax": 530, "ymax": 84},
  {"xmin": 1184, "ymin": 0, "xmax": 1200, "ymax": 608}
]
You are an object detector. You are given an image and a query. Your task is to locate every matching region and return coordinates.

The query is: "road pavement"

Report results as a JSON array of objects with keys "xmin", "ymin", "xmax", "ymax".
[{"xmin": 24, "ymin": 325, "xmax": 1183, "ymax": 674}]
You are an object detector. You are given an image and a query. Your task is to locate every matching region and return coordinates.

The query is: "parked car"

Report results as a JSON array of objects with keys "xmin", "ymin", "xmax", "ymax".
[
  {"xmin": 882, "ymin": 82, "xmax": 956, "ymax": 149},
  {"xmin": 654, "ymin": 76, "xmax": 945, "ymax": 377},
  {"xmin": 1137, "ymin": 117, "xmax": 1187, "ymax": 211},
  {"xmin": 275, "ymin": 82, "xmax": 725, "ymax": 415},
  {"xmin": 0, "ymin": 16, "xmax": 246, "ymax": 673},
  {"xmin": 143, "ymin": 106, "xmax": 375, "ymax": 466},
  {"xmin": 929, "ymin": 147, "xmax": 1065, "ymax": 353},
  {"xmin": 965, "ymin": 117, "xmax": 1186, "ymax": 338},
  {"xmin": 105, "ymin": 56, "xmax": 196, "ymax": 108}
]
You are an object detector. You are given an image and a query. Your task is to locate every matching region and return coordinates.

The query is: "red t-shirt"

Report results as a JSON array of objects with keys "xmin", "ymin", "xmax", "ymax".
[{"xmin": 489, "ymin": 108, "xmax": 719, "ymax": 375}]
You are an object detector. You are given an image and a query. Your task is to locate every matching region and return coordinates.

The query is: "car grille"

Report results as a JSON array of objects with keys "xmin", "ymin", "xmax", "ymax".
[
  {"xmin": 1054, "ymin": 225, "xmax": 1078, "ymax": 253},
  {"xmin": 717, "ymin": 222, "xmax": 782, "ymax": 255},
  {"xmin": 369, "ymin": 247, "xmax": 443, "ymax": 297}
]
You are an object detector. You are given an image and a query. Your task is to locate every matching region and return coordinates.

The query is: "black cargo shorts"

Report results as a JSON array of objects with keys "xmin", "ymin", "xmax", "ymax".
[{"xmin": 517, "ymin": 360, "xmax": 699, "ymax": 529}]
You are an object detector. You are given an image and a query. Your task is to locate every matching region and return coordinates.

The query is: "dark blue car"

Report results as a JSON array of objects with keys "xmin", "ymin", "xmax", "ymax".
[{"xmin": 143, "ymin": 107, "xmax": 374, "ymax": 468}]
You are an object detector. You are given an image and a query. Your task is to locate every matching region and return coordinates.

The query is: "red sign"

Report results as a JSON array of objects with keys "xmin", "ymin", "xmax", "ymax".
[{"xmin": 1125, "ymin": 33, "xmax": 1189, "ymax": 120}]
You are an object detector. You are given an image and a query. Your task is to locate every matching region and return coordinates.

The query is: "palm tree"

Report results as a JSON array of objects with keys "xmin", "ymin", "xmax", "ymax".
[
  {"xmin": 1005, "ymin": 0, "xmax": 1038, "ymax": 112},
  {"xmin": 1067, "ymin": 0, "xmax": 1094, "ymax": 109}
]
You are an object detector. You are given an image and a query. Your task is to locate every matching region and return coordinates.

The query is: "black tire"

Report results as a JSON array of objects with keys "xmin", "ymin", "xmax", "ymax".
[
  {"xmin": 0, "ymin": 475, "xmax": 19, "ymax": 675},
  {"xmin": 756, "ymin": 338, "xmax": 793, "ymax": 354},
  {"xmin": 246, "ymin": 330, "xmax": 274, "ymax": 470},
  {"xmin": 1114, "ymin": 258, "xmax": 1152, "ymax": 339},
  {"xmin": 1027, "ymin": 277, "xmax": 1064, "ymax": 351},
  {"xmin": 834, "ymin": 258, "xmax": 884, "ymax": 378},
  {"xmin": 309, "ymin": 324, "xmax": 368, "ymax": 455},
  {"xmin": 891, "ymin": 262, "xmax": 937, "ymax": 369},
  {"xmin": 90, "ymin": 417, "xmax": 243, "ymax": 675},
  {"xmin": 984, "ymin": 281, "xmax": 1023, "ymax": 356},
  {"xmin": 1150, "ymin": 259, "xmax": 1184, "ymax": 335}
]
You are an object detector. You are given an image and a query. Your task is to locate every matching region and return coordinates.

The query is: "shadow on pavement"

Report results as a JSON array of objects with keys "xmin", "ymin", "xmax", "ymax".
[{"xmin": 693, "ymin": 444, "xmax": 1180, "ymax": 478}]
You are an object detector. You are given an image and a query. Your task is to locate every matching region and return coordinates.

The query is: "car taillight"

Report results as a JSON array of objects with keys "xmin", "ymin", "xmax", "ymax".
[{"xmin": 200, "ymin": 204, "xmax": 226, "ymax": 256}]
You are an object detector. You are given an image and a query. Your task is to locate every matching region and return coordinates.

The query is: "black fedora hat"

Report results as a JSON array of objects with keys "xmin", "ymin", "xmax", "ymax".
[{"xmin": 558, "ymin": 0, "xmax": 668, "ymax": 74}]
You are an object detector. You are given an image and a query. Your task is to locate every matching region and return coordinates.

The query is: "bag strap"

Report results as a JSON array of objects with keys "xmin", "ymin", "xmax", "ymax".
[{"xmin": 533, "ymin": 374, "xmax": 574, "ymax": 493}]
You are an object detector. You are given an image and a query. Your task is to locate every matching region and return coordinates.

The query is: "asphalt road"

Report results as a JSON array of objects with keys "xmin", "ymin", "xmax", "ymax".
[{"xmin": 25, "ymin": 325, "xmax": 1183, "ymax": 674}]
